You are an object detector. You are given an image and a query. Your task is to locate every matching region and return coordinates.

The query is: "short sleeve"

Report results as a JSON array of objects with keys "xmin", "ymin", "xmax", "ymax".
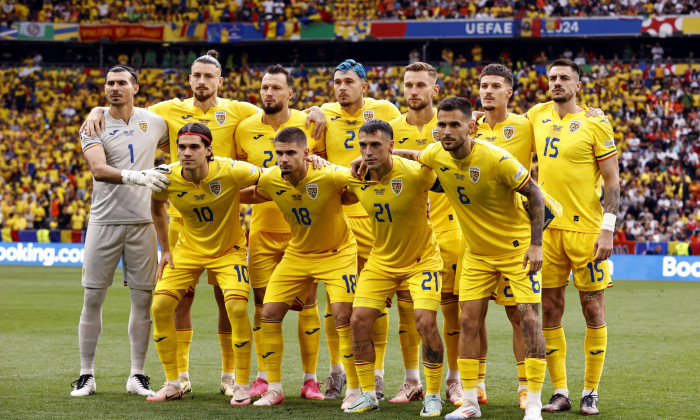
[
  {"xmin": 332, "ymin": 165, "xmax": 351, "ymax": 190},
  {"xmin": 418, "ymin": 163, "xmax": 436, "ymax": 191},
  {"xmin": 152, "ymin": 189, "xmax": 168, "ymax": 203},
  {"xmin": 592, "ymin": 118, "xmax": 617, "ymax": 161},
  {"xmin": 497, "ymin": 154, "xmax": 531, "ymax": 192},
  {"xmin": 417, "ymin": 142, "xmax": 439, "ymax": 168},
  {"xmin": 231, "ymin": 160, "xmax": 261, "ymax": 189},
  {"xmin": 233, "ymin": 126, "xmax": 247, "ymax": 160},
  {"xmin": 80, "ymin": 130, "xmax": 103, "ymax": 153}
]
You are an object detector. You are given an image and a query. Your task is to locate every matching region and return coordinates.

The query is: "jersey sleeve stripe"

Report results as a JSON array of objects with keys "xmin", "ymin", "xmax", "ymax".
[
  {"xmin": 596, "ymin": 150, "xmax": 618, "ymax": 161},
  {"xmin": 515, "ymin": 173, "xmax": 532, "ymax": 192},
  {"xmin": 81, "ymin": 142, "xmax": 102, "ymax": 152}
]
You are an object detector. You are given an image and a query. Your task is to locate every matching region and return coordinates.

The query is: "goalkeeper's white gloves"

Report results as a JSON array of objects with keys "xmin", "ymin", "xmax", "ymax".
[{"xmin": 121, "ymin": 167, "xmax": 170, "ymax": 192}]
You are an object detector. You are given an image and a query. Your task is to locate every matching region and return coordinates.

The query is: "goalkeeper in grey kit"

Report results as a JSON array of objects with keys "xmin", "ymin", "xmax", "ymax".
[{"xmin": 70, "ymin": 65, "xmax": 170, "ymax": 398}]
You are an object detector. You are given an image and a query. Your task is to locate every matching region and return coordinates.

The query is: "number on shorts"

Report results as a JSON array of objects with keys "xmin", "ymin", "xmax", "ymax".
[
  {"xmin": 530, "ymin": 274, "xmax": 541, "ymax": 293},
  {"xmin": 342, "ymin": 274, "xmax": 357, "ymax": 294},
  {"xmin": 586, "ymin": 261, "xmax": 604, "ymax": 283},
  {"xmin": 421, "ymin": 271, "xmax": 439, "ymax": 291},
  {"xmin": 503, "ymin": 277, "xmax": 513, "ymax": 297},
  {"xmin": 292, "ymin": 208, "xmax": 311, "ymax": 225},
  {"xmin": 193, "ymin": 206, "xmax": 214, "ymax": 222},
  {"xmin": 457, "ymin": 186, "xmax": 470, "ymax": 204},
  {"xmin": 234, "ymin": 265, "xmax": 249, "ymax": 283}
]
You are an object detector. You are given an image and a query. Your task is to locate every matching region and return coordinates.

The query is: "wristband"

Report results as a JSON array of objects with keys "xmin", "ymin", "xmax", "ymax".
[{"xmin": 601, "ymin": 212, "xmax": 616, "ymax": 232}]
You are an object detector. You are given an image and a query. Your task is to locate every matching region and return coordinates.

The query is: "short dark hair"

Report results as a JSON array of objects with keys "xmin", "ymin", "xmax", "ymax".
[
  {"xmin": 193, "ymin": 49, "xmax": 222, "ymax": 71},
  {"xmin": 405, "ymin": 62, "xmax": 438, "ymax": 81},
  {"xmin": 107, "ymin": 65, "xmax": 138, "ymax": 85},
  {"xmin": 359, "ymin": 120, "xmax": 393, "ymax": 141},
  {"xmin": 275, "ymin": 126, "xmax": 307, "ymax": 147},
  {"xmin": 549, "ymin": 58, "xmax": 581, "ymax": 79},
  {"xmin": 177, "ymin": 122, "xmax": 214, "ymax": 160},
  {"xmin": 479, "ymin": 63, "xmax": 514, "ymax": 86},
  {"xmin": 263, "ymin": 64, "xmax": 294, "ymax": 89},
  {"xmin": 437, "ymin": 97, "xmax": 472, "ymax": 120}
]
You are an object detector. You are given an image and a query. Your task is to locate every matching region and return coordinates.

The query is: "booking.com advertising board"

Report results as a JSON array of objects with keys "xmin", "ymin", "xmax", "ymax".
[{"xmin": 1, "ymin": 242, "xmax": 700, "ymax": 282}]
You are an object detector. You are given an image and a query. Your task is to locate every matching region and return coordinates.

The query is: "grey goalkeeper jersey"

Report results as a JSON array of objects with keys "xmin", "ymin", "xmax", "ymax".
[{"xmin": 80, "ymin": 107, "xmax": 168, "ymax": 224}]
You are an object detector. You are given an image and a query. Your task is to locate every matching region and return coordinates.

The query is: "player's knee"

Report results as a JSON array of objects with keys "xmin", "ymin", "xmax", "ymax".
[
  {"xmin": 459, "ymin": 315, "xmax": 480, "ymax": 337},
  {"xmin": 225, "ymin": 300, "xmax": 248, "ymax": 320},
  {"xmin": 581, "ymin": 301, "xmax": 605, "ymax": 325},
  {"xmin": 350, "ymin": 312, "xmax": 372, "ymax": 331},
  {"xmin": 505, "ymin": 305, "xmax": 521, "ymax": 327}
]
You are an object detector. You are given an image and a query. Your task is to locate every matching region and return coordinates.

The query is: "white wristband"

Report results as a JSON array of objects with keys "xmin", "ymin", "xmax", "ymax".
[{"xmin": 601, "ymin": 212, "xmax": 616, "ymax": 232}]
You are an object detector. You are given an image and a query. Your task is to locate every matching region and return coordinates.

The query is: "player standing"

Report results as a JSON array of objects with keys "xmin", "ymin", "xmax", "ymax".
[
  {"xmin": 71, "ymin": 65, "xmax": 169, "ymax": 398},
  {"xmin": 316, "ymin": 59, "xmax": 401, "ymax": 401},
  {"xmin": 387, "ymin": 62, "xmax": 465, "ymax": 406},
  {"xmin": 239, "ymin": 127, "xmax": 359, "ymax": 408},
  {"xmin": 147, "ymin": 122, "xmax": 261, "ymax": 404},
  {"xmin": 234, "ymin": 65, "xmax": 325, "ymax": 399},
  {"xmin": 528, "ymin": 59, "xmax": 619, "ymax": 416},
  {"xmin": 388, "ymin": 97, "xmax": 548, "ymax": 420},
  {"xmin": 343, "ymin": 120, "xmax": 445, "ymax": 417}
]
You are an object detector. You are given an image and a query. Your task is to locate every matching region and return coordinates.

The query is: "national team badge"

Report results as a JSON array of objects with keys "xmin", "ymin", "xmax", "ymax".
[
  {"xmin": 137, "ymin": 120, "xmax": 148, "ymax": 133},
  {"xmin": 215, "ymin": 111, "xmax": 227, "ymax": 126},
  {"xmin": 391, "ymin": 179, "xmax": 403, "ymax": 195},
  {"xmin": 306, "ymin": 184, "xmax": 318, "ymax": 200},
  {"xmin": 503, "ymin": 126, "xmax": 515, "ymax": 140},
  {"xmin": 569, "ymin": 120, "xmax": 582, "ymax": 133},
  {"xmin": 432, "ymin": 128, "xmax": 439, "ymax": 142},
  {"xmin": 209, "ymin": 181, "xmax": 222, "ymax": 196},
  {"xmin": 363, "ymin": 110, "xmax": 374, "ymax": 121},
  {"xmin": 469, "ymin": 167, "xmax": 480, "ymax": 183}
]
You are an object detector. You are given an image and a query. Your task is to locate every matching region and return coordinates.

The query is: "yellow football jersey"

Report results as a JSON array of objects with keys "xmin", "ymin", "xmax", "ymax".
[
  {"xmin": 474, "ymin": 113, "xmax": 534, "ymax": 170},
  {"xmin": 256, "ymin": 164, "xmax": 354, "ymax": 254},
  {"xmin": 418, "ymin": 140, "xmax": 532, "ymax": 258},
  {"xmin": 527, "ymin": 102, "xmax": 617, "ymax": 233},
  {"xmin": 153, "ymin": 157, "xmax": 261, "ymax": 256},
  {"xmin": 390, "ymin": 110, "xmax": 459, "ymax": 232},
  {"xmin": 346, "ymin": 156, "xmax": 440, "ymax": 270},
  {"xmin": 234, "ymin": 109, "xmax": 318, "ymax": 234},
  {"xmin": 149, "ymin": 97, "xmax": 260, "ymax": 217},
  {"xmin": 318, "ymin": 98, "xmax": 401, "ymax": 217}
]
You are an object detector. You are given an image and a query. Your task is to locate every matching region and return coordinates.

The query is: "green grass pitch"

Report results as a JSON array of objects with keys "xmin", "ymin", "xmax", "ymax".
[{"xmin": 1, "ymin": 266, "xmax": 698, "ymax": 419}]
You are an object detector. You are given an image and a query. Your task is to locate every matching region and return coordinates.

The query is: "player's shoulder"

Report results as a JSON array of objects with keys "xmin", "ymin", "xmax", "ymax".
[
  {"xmin": 259, "ymin": 165, "xmax": 281, "ymax": 182},
  {"xmin": 289, "ymin": 108, "xmax": 310, "ymax": 126},
  {"xmin": 506, "ymin": 112, "xmax": 530, "ymax": 127},
  {"xmin": 389, "ymin": 112, "xmax": 408, "ymax": 127},
  {"xmin": 133, "ymin": 107, "xmax": 165, "ymax": 123},
  {"xmin": 527, "ymin": 101, "xmax": 553, "ymax": 117},
  {"xmin": 584, "ymin": 113, "xmax": 614, "ymax": 130},
  {"xmin": 237, "ymin": 111, "xmax": 264, "ymax": 129},
  {"xmin": 321, "ymin": 102, "xmax": 340, "ymax": 113},
  {"xmin": 393, "ymin": 154, "xmax": 423, "ymax": 171}
]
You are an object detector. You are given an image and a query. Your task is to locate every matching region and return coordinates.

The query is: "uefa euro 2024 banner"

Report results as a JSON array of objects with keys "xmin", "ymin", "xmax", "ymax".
[{"xmin": 1, "ymin": 242, "xmax": 699, "ymax": 282}]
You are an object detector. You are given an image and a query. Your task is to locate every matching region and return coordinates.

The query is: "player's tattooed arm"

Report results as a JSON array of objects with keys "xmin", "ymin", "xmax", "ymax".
[
  {"xmin": 517, "ymin": 303, "xmax": 546, "ymax": 358},
  {"xmin": 518, "ymin": 180, "xmax": 544, "ymax": 246},
  {"xmin": 392, "ymin": 149, "xmax": 421, "ymax": 161},
  {"xmin": 594, "ymin": 155, "xmax": 620, "ymax": 261}
]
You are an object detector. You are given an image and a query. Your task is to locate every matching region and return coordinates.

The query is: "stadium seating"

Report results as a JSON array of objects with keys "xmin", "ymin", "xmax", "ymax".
[{"xmin": 0, "ymin": 49, "xmax": 699, "ymax": 255}]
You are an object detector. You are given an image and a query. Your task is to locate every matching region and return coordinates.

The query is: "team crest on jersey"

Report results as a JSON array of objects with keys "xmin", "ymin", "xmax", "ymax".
[
  {"xmin": 391, "ymin": 179, "xmax": 403, "ymax": 195},
  {"xmin": 432, "ymin": 128, "xmax": 439, "ymax": 142},
  {"xmin": 306, "ymin": 184, "xmax": 319, "ymax": 200},
  {"xmin": 569, "ymin": 120, "xmax": 582, "ymax": 133},
  {"xmin": 363, "ymin": 110, "xmax": 374, "ymax": 121},
  {"xmin": 209, "ymin": 181, "xmax": 222, "ymax": 196},
  {"xmin": 215, "ymin": 111, "xmax": 227, "ymax": 126},
  {"xmin": 503, "ymin": 126, "xmax": 515, "ymax": 140},
  {"xmin": 469, "ymin": 167, "xmax": 481, "ymax": 183},
  {"xmin": 137, "ymin": 120, "xmax": 148, "ymax": 133}
]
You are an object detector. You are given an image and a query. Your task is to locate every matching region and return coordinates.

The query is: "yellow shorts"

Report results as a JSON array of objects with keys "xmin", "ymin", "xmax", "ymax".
[
  {"xmin": 396, "ymin": 228, "xmax": 460, "ymax": 294},
  {"xmin": 542, "ymin": 228, "xmax": 613, "ymax": 291},
  {"xmin": 452, "ymin": 233, "xmax": 468, "ymax": 295},
  {"xmin": 492, "ymin": 275, "xmax": 516, "ymax": 306},
  {"xmin": 168, "ymin": 217, "xmax": 223, "ymax": 288},
  {"xmin": 157, "ymin": 246, "xmax": 250, "ymax": 298},
  {"xmin": 459, "ymin": 252, "xmax": 541, "ymax": 304},
  {"xmin": 264, "ymin": 242, "xmax": 357, "ymax": 308},
  {"xmin": 248, "ymin": 229, "xmax": 292, "ymax": 289},
  {"xmin": 354, "ymin": 256, "xmax": 442, "ymax": 312},
  {"xmin": 347, "ymin": 216, "xmax": 374, "ymax": 262}
]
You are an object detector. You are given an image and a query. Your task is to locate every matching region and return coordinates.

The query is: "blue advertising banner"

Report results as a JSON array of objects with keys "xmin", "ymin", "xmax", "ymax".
[
  {"xmin": 404, "ymin": 20, "xmax": 514, "ymax": 38},
  {"xmin": 609, "ymin": 255, "xmax": 700, "ymax": 282},
  {"xmin": 207, "ymin": 23, "xmax": 244, "ymax": 43}
]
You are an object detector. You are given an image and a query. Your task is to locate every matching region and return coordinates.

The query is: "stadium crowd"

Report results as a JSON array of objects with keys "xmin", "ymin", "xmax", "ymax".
[
  {"xmin": 1, "ymin": 48, "xmax": 699, "ymax": 254},
  {"xmin": 2, "ymin": 0, "xmax": 699, "ymax": 25}
]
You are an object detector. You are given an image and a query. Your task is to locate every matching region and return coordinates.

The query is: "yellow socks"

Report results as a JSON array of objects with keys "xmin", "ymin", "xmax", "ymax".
[
  {"xmin": 218, "ymin": 330, "xmax": 235, "ymax": 376},
  {"xmin": 253, "ymin": 303, "xmax": 263, "ymax": 373},
  {"xmin": 337, "ymin": 323, "xmax": 360, "ymax": 389},
  {"xmin": 441, "ymin": 297, "xmax": 460, "ymax": 371},
  {"xmin": 516, "ymin": 361, "xmax": 528, "ymax": 389},
  {"xmin": 224, "ymin": 292, "xmax": 252, "ymax": 386},
  {"xmin": 584, "ymin": 324, "xmax": 607, "ymax": 392},
  {"xmin": 457, "ymin": 357, "xmax": 479, "ymax": 392},
  {"xmin": 478, "ymin": 358, "xmax": 487, "ymax": 385},
  {"xmin": 152, "ymin": 290, "xmax": 182, "ymax": 381},
  {"xmin": 397, "ymin": 297, "xmax": 421, "ymax": 370},
  {"xmin": 324, "ymin": 294, "xmax": 341, "ymax": 368},
  {"xmin": 260, "ymin": 318, "xmax": 283, "ymax": 384},
  {"xmin": 355, "ymin": 359, "xmax": 376, "ymax": 392},
  {"xmin": 424, "ymin": 362, "xmax": 444, "ymax": 395},
  {"xmin": 524, "ymin": 358, "xmax": 546, "ymax": 394},
  {"xmin": 543, "ymin": 324, "xmax": 567, "ymax": 390},
  {"xmin": 298, "ymin": 303, "xmax": 321, "ymax": 375},
  {"xmin": 176, "ymin": 328, "xmax": 193, "ymax": 377},
  {"xmin": 372, "ymin": 307, "xmax": 389, "ymax": 372}
]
